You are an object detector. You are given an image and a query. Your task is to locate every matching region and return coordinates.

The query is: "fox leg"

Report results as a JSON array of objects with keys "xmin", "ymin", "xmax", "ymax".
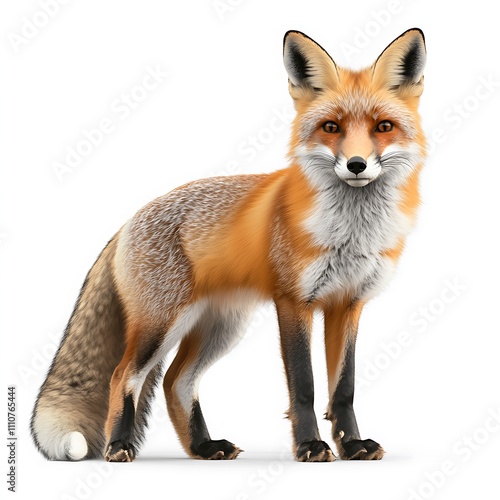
[
  {"xmin": 164, "ymin": 306, "xmax": 252, "ymax": 460},
  {"xmin": 104, "ymin": 323, "xmax": 164, "ymax": 462},
  {"xmin": 324, "ymin": 301, "xmax": 385, "ymax": 460},
  {"xmin": 275, "ymin": 298, "xmax": 335, "ymax": 462},
  {"xmin": 104, "ymin": 356, "xmax": 137, "ymax": 462},
  {"xmin": 104, "ymin": 304, "xmax": 204, "ymax": 462}
]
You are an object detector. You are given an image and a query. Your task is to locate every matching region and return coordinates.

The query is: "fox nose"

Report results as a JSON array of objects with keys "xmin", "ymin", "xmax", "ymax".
[{"xmin": 346, "ymin": 156, "xmax": 367, "ymax": 175}]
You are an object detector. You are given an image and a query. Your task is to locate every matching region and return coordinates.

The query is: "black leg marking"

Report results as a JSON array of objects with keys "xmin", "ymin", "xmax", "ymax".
[
  {"xmin": 330, "ymin": 338, "xmax": 384, "ymax": 460},
  {"xmin": 105, "ymin": 394, "xmax": 137, "ymax": 462},
  {"xmin": 189, "ymin": 400, "xmax": 210, "ymax": 451},
  {"xmin": 135, "ymin": 336, "xmax": 162, "ymax": 373},
  {"xmin": 189, "ymin": 401, "xmax": 242, "ymax": 460},
  {"xmin": 283, "ymin": 328, "xmax": 321, "ymax": 444},
  {"xmin": 296, "ymin": 440, "xmax": 334, "ymax": 462},
  {"xmin": 276, "ymin": 301, "xmax": 334, "ymax": 462}
]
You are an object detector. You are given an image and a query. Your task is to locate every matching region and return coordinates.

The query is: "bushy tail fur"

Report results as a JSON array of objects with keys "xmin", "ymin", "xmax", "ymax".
[{"xmin": 31, "ymin": 235, "xmax": 161, "ymax": 460}]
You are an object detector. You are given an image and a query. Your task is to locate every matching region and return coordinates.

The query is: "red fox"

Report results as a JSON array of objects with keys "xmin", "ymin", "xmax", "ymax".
[{"xmin": 31, "ymin": 28, "xmax": 426, "ymax": 462}]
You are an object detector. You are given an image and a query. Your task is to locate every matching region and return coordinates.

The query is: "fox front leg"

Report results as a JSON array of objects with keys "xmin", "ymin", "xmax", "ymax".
[
  {"xmin": 324, "ymin": 301, "xmax": 385, "ymax": 460},
  {"xmin": 276, "ymin": 298, "xmax": 335, "ymax": 462}
]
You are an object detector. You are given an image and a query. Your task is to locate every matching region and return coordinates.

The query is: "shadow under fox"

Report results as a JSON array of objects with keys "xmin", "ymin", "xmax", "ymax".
[{"xmin": 32, "ymin": 28, "xmax": 427, "ymax": 462}]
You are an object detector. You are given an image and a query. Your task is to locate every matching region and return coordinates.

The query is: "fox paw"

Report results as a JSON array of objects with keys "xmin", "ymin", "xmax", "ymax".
[
  {"xmin": 296, "ymin": 440, "xmax": 336, "ymax": 462},
  {"xmin": 339, "ymin": 438, "xmax": 385, "ymax": 460},
  {"xmin": 192, "ymin": 439, "xmax": 243, "ymax": 460},
  {"xmin": 104, "ymin": 441, "xmax": 136, "ymax": 462}
]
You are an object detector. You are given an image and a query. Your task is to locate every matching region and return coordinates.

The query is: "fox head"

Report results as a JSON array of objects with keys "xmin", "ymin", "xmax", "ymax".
[{"xmin": 283, "ymin": 29, "xmax": 426, "ymax": 188}]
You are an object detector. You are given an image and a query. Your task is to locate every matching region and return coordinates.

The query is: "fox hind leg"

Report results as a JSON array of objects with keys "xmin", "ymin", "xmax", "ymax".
[
  {"xmin": 164, "ymin": 304, "xmax": 253, "ymax": 460},
  {"xmin": 104, "ymin": 304, "xmax": 205, "ymax": 462}
]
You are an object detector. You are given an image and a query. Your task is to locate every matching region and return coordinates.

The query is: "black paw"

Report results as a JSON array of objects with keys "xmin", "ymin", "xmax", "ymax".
[
  {"xmin": 296, "ymin": 440, "xmax": 336, "ymax": 462},
  {"xmin": 104, "ymin": 440, "xmax": 136, "ymax": 462},
  {"xmin": 192, "ymin": 439, "xmax": 243, "ymax": 460},
  {"xmin": 339, "ymin": 438, "xmax": 385, "ymax": 460}
]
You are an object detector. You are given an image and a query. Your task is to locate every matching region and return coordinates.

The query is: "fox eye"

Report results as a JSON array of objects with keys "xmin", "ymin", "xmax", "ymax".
[
  {"xmin": 322, "ymin": 121, "xmax": 341, "ymax": 133},
  {"xmin": 375, "ymin": 120, "xmax": 394, "ymax": 132}
]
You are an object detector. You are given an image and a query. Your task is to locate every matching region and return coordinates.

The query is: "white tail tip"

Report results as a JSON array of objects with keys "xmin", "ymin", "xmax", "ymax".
[{"xmin": 65, "ymin": 432, "xmax": 88, "ymax": 460}]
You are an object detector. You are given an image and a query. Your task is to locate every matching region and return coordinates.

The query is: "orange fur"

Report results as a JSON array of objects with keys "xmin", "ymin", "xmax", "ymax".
[
  {"xmin": 324, "ymin": 300, "xmax": 364, "ymax": 399},
  {"xmin": 163, "ymin": 333, "xmax": 201, "ymax": 455},
  {"xmin": 189, "ymin": 167, "xmax": 326, "ymax": 299},
  {"xmin": 33, "ymin": 29, "xmax": 427, "ymax": 464}
]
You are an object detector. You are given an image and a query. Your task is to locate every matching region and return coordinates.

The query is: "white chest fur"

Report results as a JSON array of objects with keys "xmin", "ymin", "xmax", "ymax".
[{"xmin": 300, "ymin": 175, "xmax": 412, "ymax": 303}]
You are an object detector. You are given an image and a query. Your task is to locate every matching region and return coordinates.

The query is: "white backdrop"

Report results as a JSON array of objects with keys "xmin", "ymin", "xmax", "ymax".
[{"xmin": 1, "ymin": 1, "xmax": 499, "ymax": 499}]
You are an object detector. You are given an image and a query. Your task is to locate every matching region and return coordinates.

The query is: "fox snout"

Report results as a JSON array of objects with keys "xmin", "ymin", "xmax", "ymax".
[
  {"xmin": 334, "ymin": 151, "xmax": 381, "ymax": 188},
  {"xmin": 346, "ymin": 156, "xmax": 367, "ymax": 176}
]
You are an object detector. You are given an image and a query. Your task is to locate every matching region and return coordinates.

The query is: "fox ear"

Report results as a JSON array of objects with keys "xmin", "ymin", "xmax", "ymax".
[
  {"xmin": 283, "ymin": 31, "xmax": 340, "ymax": 102},
  {"xmin": 372, "ymin": 28, "xmax": 426, "ymax": 95}
]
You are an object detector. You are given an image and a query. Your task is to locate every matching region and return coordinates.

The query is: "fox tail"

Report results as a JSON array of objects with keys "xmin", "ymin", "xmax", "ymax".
[{"xmin": 30, "ymin": 236, "xmax": 160, "ymax": 460}]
